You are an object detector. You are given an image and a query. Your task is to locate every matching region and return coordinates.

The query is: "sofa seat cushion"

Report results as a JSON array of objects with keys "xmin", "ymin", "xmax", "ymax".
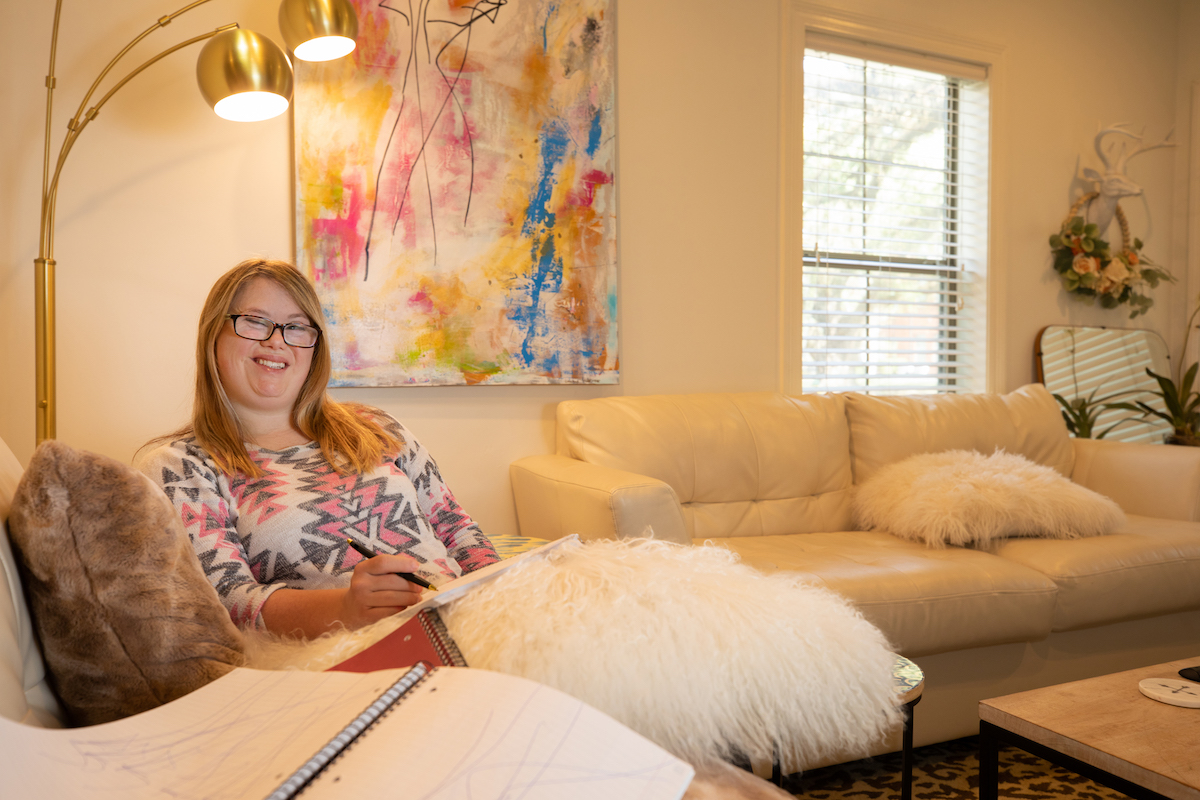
[
  {"xmin": 699, "ymin": 531, "xmax": 1057, "ymax": 658},
  {"xmin": 985, "ymin": 514, "xmax": 1200, "ymax": 632},
  {"xmin": 682, "ymin": 492, "xmax": 854, "ymax": 541}
]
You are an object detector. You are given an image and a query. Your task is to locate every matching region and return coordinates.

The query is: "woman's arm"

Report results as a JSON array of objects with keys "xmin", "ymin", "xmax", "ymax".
[
  {"xmin": 392, "ymin": 424, "xmax": 500, "ymax": 573},
  {"xmin": 260, "ymin": 553, "xmax": 426, "ymax": 638},
  {"xmin": 139, "ymin": 440, "xmax": 292, "ymax": 629}
]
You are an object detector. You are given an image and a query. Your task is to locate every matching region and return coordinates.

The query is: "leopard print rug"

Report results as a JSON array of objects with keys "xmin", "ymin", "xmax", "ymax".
[{"xmin": 781, "ymin": 736, "xmax": 1128, "ymax": 799}]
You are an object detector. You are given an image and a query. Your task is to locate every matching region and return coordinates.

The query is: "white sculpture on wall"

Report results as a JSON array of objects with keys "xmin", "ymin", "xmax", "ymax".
[
  {"xmin": 1052, "ymin": 123, "xmax": 1176, "ymax": 317},
  {"xmin": 1077, "ymin": 124, "xmax": 1175, "ymax": 240}
]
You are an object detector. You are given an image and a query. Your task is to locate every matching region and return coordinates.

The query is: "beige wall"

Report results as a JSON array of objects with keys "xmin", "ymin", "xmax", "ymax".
[{"xmin": 0, "ymin": 0, "xmax": 1195, "ymax": 537}]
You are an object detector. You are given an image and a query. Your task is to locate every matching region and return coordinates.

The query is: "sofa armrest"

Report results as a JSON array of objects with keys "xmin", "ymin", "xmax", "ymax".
[
  {"xmin": 509, "ymin": 455, "xmax": 690, "ymax": 545},
  {"xmin": 1071, "ymin": 438, "xmax": 1200, "ymax": 521}
]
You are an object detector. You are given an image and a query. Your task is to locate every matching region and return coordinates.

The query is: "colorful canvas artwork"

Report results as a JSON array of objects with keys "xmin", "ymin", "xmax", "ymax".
[{"xmin": 293, "ymin": 0, "xmax": 617, "ymax": 386}]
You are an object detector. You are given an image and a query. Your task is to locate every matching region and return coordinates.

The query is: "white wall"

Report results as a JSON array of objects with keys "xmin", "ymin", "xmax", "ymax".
[{"xmin": 0, "ymin": 0, "xmax": 1193, "ymax": 538}]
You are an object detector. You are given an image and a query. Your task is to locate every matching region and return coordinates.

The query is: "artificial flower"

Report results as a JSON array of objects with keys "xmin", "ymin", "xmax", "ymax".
[
  {"xmin": 1072, "ymin": 253, "xmax": 1100, "ymax": 275},
  {"xmin": 1050, "ymin": 214, "xmax": 1173, "ymax": 318}
]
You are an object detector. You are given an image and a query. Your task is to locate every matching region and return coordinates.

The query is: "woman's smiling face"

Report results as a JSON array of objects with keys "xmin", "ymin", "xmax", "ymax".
[{"xmin": 216, "ymin": 277, "xmax": 315, "ymax": 424}]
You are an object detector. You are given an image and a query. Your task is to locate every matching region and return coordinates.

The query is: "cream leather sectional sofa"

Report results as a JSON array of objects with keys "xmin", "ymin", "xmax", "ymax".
[{"xmin": 510, "ymin": 385, "xmax": 1200, "ymax": 748}]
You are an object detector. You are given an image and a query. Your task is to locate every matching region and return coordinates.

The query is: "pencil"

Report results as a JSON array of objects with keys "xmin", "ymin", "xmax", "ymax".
[{"xmin": 340, "ymin": 536, "xmax": 437, "ymax": 591}]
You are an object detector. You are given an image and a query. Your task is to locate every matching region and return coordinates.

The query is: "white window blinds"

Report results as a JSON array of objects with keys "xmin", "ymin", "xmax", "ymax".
[{"xmin": 802, "ymin": 35, "xmax": 989, "ymax": 395}]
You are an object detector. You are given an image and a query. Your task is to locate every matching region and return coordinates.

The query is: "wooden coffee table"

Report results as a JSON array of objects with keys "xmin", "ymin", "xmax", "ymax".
[{"xmin": 979, "ymin": 658, "xmax": 1200, "ymax": 800}]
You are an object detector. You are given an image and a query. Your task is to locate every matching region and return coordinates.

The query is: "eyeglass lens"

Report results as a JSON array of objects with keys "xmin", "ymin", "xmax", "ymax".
[{"xmin": 232, "ymin": 315, "xmax": 319, "ymax": 347}]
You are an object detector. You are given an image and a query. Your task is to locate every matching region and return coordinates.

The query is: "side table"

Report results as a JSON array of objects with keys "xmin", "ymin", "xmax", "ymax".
[{"xmin": 778, "ymin": 654, "xmax": 925, "ymax": 800}]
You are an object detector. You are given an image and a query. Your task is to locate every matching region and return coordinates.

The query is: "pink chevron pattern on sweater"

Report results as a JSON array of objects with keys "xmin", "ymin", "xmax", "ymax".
[{"xmin": 140, "ymin": 411, "xmax": 499, "ymax": 629}]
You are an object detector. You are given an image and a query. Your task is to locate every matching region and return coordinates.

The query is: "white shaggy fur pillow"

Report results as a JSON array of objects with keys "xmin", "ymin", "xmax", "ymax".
[
  {"xmin": 853, "ymin": 449, "xmax": 1126, "ymax": 548},
  {"xmin": 438, "ymin": 538, "xmax": 903, "ymax": 772}
]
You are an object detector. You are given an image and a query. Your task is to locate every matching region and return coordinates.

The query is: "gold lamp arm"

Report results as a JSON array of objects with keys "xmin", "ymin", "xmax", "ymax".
[
  {"xmin": 65, "ymin": 1, "xmax": 218, "ymax": 131},
  {"xmin": 34, "ymin": 1, "xmax": 244, "ymax": 443},
  {"xmin": 39, "ymin": 0, "xmax": 230, "ymax": 262},
  {"xmin": 34, "ymin": 0, "xmax": 344, "ymax": 444},
  {"xmin": 42, "ymin": 26, "xmax": 236, "ymax": 261}
]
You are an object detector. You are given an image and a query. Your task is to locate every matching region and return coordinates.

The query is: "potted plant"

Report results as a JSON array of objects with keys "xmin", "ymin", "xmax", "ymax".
[
  {"xmin": 1109, "ymin": 296, "xmax": 1200, "ymax": 445},
  {"xmin": 1052, "ymin": 387, "xmax": 1145, "ymax": 439}
]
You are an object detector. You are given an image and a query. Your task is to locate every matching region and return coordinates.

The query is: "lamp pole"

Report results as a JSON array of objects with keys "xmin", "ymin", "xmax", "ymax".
[{"xmin": 33, "ymin": 0, "xmax": 296, "ymax": 443}]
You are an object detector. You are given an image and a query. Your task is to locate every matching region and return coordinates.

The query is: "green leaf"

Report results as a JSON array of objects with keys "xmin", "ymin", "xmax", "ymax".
[
  {"xmin": 1147, "ymin": 369, "xmax": 1186, "ymax": 419},
  {"xmin": 1134, "ymin": 237, "xmax": 1144, "ymax": 249},
  {"xmin": 1182, "ymin": 361, "xmax": 1199, "ymax": 399},
  {"xmin": 1134, "ymin": 400, "xmax": 1174, "ymax": 425},
  {"xmin": 1081, "ymin": 238, "xmax": 1094, "ymax": 253},
  {"xmin": 1084, "ymin": 223, "xmax": 1098, "ymax": 236},
  {"xmin": 1055, "ymin": 248, "xmax": 1076, "ymax": 273}
]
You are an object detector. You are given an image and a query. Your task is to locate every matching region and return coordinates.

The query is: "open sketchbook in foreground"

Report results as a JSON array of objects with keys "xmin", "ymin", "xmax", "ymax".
[{"xmin": 1, "ymin": 663, "xmax": 694, "ymax": 800}]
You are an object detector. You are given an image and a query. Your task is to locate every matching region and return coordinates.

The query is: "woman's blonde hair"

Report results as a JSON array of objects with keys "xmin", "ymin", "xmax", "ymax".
[{"xmin": 164, "ymin": 258, "xmax": 400, "ymax": 477}]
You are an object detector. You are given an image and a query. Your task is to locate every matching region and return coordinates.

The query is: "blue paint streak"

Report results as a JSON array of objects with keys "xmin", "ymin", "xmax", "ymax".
[
  {"xmin": 586, "ymin": 106, "xmax": 603, "ymax": 158},
  {"xmin": 510, "ymin": 235, "xmax": 564, "ymax": 366},
  {"xmin": 522, "ymin": 120, "xmax": 570, "ymax": 238},
  {"xmin": 542, "ymin": 1, "xmax": 559, "ymax": 52},
  {"xmin": 508, "ymin": 118, "xmax": 574, "ymax": 369},
  {"xmin": 539, "ymin": 351, "xmax": 561, "ymax": 376}
]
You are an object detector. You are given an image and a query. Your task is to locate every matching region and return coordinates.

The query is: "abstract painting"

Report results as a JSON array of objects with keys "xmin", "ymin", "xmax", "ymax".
[{"xmin": 293, "ymin": 0, "xmax": 617, "ymax": 386}]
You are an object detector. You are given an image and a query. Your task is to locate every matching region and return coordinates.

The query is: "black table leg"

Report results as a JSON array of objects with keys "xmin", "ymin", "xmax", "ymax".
[
  {"xmin": 979, "ymin": 721, "xmax": 1000, "ymax": 800},
  {"xmin": 978, "ymin": 719, "xmax": 1173, "ymax": 800},
  {"xmin": 900, "ymin": 695, "xmax": 921, "ymax": 800}
]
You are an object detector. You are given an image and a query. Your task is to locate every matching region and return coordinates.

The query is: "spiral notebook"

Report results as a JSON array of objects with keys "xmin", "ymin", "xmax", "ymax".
[
  {"xmin": 0, "ymin": 664, "xmax": 694, "ymax": 800},
  {"xmin": 328, "ymin": 607, "xmax": 466, "ymax": 672}
]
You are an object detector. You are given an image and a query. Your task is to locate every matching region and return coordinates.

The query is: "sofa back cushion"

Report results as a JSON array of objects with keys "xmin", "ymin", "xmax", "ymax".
[
  {"xmin": 0, "ymin": 435, "xmax": 64, "ymax": 727},
  {"xmin": 844, "ymin": 383, "xmax": 1073, "ymax": 485},
  {"xmin": 556, "ymin": 393, "xmax": 854, "ymax": 538}
]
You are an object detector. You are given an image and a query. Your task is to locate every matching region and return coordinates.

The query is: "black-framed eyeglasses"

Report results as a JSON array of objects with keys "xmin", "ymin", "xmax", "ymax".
[{"xmin": 226, "ymin": 314, "xmax": 320, "ymax": 348}]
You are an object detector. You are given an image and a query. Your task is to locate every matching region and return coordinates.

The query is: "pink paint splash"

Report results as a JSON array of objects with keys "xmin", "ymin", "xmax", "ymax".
[
  {"xmin": 566, "ymin": 169, "xmax": 612, "ymax": 207},
  {"xmin": 311, "ymin": 177, "xmax": 369, "ymax": 282},
  {"xmin": 408, "ymin": 289, "xmax": 436, "ymax": 315}
]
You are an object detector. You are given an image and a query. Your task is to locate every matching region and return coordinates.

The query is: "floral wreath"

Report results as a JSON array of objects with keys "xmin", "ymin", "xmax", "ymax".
[{"xmin": 1049, "ymin": 191, "xmax": 1173, "ymax": 318}]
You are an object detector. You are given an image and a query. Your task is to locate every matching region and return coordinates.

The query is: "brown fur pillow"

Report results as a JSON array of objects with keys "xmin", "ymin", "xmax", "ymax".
[{"xmin": 7, "ymin": 440, "xmax": 244, "ymax": 725}]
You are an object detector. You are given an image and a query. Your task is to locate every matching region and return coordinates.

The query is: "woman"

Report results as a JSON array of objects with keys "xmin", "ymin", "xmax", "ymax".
[{"xmin": 140, "ymin": 258, "xmax": 499, "ymax": 638}]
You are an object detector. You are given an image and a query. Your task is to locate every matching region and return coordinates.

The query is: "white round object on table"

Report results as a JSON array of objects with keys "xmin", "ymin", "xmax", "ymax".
[{"xmin": 1139, "ymin": 678, "xmax": 1200, "ymax": 708}]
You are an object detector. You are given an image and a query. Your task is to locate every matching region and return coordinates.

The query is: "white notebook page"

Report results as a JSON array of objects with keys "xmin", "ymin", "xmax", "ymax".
[
  {"xmin": 1, "ymin": 665, "xmax": 693, "ymax": 800},
  {"xmin": 299, "ymin": 667, "xmax": 694, "ymax": 800}
]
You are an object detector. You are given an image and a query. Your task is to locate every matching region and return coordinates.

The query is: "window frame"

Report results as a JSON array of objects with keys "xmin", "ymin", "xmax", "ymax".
[{"xmin": 781, "ymin": 6, "xmax": 1005, "ymax": 397}]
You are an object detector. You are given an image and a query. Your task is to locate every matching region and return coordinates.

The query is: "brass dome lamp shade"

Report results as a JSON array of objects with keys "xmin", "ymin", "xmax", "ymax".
[
  {"xmin": 279, "ymin": 0, "xmax": 359, "ymax": 62},
  {"xmin": 196, "ymin": 29, "xmax": 294, "ymax": 121},
  {"xmin": 34, "ymin": 0, "xmax": 356, "ymax": 443}
]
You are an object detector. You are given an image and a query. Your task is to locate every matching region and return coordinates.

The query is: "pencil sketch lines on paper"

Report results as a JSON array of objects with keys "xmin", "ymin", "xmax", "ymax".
[
  {"xmin": 412, "ymin": 685, "xmax": 688, "ymax": 798},
  {"xmin": 47, "ymin": 672, "xmax": 389, "ymax": 800}
]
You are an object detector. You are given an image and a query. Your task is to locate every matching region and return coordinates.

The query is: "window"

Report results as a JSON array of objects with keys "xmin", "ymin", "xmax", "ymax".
[{"xmin": 801, "ymin": 34, "xmax": 988, "ymax": 394}]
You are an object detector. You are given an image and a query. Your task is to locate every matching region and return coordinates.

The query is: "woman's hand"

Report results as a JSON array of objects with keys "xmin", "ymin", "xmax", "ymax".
[
  {"xmin": 260, "ymin": 555, "xmax": 428, "ymax": 638},
  {"xmin": 338, "ymin": 553, "xmax": 427, "ymax": 629}
]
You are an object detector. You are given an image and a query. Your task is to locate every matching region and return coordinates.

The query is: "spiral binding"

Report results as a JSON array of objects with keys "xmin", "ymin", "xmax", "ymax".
[
  {"xmin": 265, "ymin": 661, "xmax": 432, "ymax": 800},
  {"xmin": 418, "ymin": 608, "xmax": 468, "ymax": 667}
]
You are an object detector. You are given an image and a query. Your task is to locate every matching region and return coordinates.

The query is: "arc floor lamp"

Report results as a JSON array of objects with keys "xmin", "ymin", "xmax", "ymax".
[{"xmin": 34, "ymin": 0, "xmax": 358, "ymax": 444}]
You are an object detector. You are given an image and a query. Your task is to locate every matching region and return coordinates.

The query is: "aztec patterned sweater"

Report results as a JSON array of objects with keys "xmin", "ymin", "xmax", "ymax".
[{"xmin": 139, "ymin": 414, "xmax": 499, "ymax": 629}]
